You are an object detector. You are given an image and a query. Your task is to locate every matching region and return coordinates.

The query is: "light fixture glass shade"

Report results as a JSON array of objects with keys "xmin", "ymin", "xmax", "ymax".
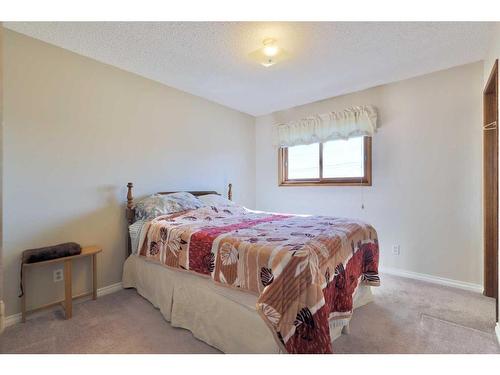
[{"xmin": 249, "ymin": 39, "xmax": 288, "ymax": 67}]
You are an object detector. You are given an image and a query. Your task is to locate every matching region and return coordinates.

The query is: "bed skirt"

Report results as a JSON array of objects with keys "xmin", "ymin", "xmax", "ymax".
[{"xmin": 122, "ymin": 254, "xmax": 373, "ymax": 353}]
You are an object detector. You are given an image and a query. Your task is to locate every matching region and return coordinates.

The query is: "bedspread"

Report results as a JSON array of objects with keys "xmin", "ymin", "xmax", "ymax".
[{"xmin": 137, "ymin": 205, "xmax": 379, "ymax": 353}]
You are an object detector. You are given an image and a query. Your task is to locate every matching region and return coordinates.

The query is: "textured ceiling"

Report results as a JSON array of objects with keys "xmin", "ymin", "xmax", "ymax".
[{"xmin": 4, "ymin": 22, "xmax": 494, "ymax": 116}]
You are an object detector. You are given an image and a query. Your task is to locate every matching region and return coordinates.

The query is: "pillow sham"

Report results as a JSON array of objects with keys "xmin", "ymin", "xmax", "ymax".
[
  {"xmin": 198, "ymin": 194, "xmax": 236, "ymax": 208},
  {"xmin": 134, "ymin": 192, "xmax": 203, "ymax": 221}
]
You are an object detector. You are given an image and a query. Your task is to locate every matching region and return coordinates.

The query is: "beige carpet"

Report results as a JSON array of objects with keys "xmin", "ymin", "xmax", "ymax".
[{"xmin": 0, "ymin": 274, "xmax": 499, "ymax": 354}]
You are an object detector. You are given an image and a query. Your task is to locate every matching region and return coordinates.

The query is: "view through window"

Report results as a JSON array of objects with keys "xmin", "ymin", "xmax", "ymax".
[{"xmin": 279, "ymin": 136, "xmax": 371, "ymax": 186}]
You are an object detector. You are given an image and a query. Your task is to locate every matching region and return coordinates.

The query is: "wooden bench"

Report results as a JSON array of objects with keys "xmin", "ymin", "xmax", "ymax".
[{"xmin": 21, "ymin": 246, "xmax": 102, "ymax": 322}]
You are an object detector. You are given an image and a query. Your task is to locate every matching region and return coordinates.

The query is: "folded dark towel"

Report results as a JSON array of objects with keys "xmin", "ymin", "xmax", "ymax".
[
  {"xmin": 22, "ymin": 242, "xmax": 82, "ymax": 264},
  {"xmin": 19, "ymin": 242, "xmax": 82, "ymax": 297}
]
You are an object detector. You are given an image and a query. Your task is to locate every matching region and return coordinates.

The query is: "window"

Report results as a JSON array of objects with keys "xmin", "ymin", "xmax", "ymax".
[{"xmin": 278, "ymin": 136, "xmax": 372, "ymax": 186}]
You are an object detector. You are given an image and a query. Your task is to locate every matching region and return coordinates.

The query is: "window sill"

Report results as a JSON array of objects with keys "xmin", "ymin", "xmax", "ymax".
[{"xmin": 279, "ymin": 180, "xmax": 372, "ymax": 187}]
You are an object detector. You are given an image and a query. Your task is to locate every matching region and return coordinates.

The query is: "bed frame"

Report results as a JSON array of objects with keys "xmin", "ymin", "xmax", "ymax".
[{"xmin": 125, "ymin": 182, "xmax": 233, "ymax": 254}]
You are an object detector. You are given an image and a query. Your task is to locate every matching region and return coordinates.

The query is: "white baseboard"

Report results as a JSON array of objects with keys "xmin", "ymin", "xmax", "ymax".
[
  {"xmin": 495, "ymin": 323, "xmax": 500, "ymax": 345},
  {"xmin": 4, "ymin": 312, "xmax": 20, "ymax": 328},
  {"xmin": 380, "ymin": 267, "xmax": 483, "ymax": 293},
  {"xmin": 96, "ymin": 282, "xmax": 123, "ymax": 297},
  {"xmin": 4, "ymin": 282, "xmax": 123, "ymax": 328}
]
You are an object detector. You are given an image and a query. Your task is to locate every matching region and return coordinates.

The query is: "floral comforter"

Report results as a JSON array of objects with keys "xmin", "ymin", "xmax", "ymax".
[{"xmin": 137, "ymin": 205, "xmax": 379, "ymax": 354}]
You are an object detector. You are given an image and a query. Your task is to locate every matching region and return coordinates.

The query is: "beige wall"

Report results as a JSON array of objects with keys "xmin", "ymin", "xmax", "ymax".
[
  {"xmin": 483, "ymin": 23, "xmax": 500, "ymax": 87},
  {"xmin": 255, "ymin": 62, "xmax": 484, "ymax": 286},
  {"xmin": 2, "ymin": 30, "xmax": 256, "ymax": 316},
  {"xmin": 0, "ymin": 23, "xmax": 4, "ymax": 331}
]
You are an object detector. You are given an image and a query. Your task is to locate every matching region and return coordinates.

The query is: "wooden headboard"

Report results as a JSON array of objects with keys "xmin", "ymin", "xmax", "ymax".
[{"xmin": 125, "ymin": 182, "xmax": 233, "ymax": 255}]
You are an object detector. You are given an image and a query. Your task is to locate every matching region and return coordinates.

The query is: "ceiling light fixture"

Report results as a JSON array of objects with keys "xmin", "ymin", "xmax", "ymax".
[{"xmin": 249, "ymin": 38, "xmax": 288, "ymax": 68}]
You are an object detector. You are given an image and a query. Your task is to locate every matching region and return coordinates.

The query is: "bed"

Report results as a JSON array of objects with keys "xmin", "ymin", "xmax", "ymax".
[{"xmin": 122, "ymin": 183, "xmax": 380, "ymax": 354}]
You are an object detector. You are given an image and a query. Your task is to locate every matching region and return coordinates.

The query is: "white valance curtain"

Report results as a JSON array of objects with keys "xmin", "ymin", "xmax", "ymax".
[{"xmin": 274, "ymin": 105, "xmax": 378, "ymax": 147}]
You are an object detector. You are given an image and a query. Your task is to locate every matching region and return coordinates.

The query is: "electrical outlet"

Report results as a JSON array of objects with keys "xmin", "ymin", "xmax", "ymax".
[
  {"xmin": 53, "ymin": 269, "xmax": 64, "ymax": 282},
  {"xmin": 392, "ymin": 245, "xmax": 401, "ymax": 256}
]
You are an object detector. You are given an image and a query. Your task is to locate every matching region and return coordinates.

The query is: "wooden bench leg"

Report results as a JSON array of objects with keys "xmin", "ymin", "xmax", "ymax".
[
  {"xmin": 21, "ymin": 266, "xmax": 26, "ymax": 323},
  {"xmin": 64, "ymin": 260, "xmax": 72, "ymax": 319},
  {"xmin": 92, "ymin": 254, "xmax": 97, "ymax": 300}
]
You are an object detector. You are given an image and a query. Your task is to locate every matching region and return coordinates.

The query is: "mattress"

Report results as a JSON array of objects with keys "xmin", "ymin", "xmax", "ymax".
[{"xmin": 122, "ymin": 254, "xmax": 374, "ymax": 353}]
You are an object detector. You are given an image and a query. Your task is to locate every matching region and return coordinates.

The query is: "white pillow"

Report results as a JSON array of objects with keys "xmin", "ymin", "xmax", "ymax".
[{"xmin": 198, "ymin": 194, "xmax": 236, "ymax": 207}]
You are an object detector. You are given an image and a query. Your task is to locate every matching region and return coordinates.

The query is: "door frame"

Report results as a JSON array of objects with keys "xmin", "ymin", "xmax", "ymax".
[{"xmin": 483, "ymin": 59, "xmax": 498, "ymax": 322}]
